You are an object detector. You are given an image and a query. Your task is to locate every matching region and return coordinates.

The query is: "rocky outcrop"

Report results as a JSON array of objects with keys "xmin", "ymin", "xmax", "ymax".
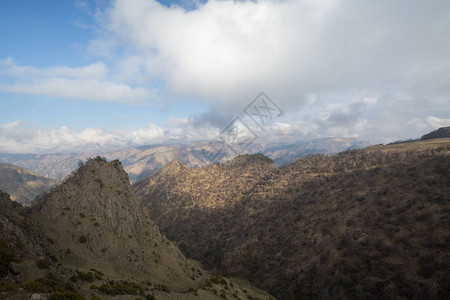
[{"xmin": 28, "ymin": 156, "xmax": 274, "ymax": 299}]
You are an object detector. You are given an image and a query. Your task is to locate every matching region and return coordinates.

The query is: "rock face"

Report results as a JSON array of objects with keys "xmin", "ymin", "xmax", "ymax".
[
  {"xmin": 24, "ymin": 156, "xmax": 274, "ymax": 299},
  {"xmin": 33, "ymin": 157, "xmax": 198, "ymax": 285},
  {"xmin": 134, "ymin": 139, "xmax": 450, "ymax": 300},
  {"xmin": 0, "ymin": 163, "xmax": 58, "ymax": 206}
]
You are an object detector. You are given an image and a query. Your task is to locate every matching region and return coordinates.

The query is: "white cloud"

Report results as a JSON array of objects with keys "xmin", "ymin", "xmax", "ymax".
[
  {"xmin": 363, "ymin": 98, "xmax": 378, "ymax": 105},
  {"xmin": 1, "ymin": 58, "xmax": 107, "ymax": 78},
  {"xmin": 0, "ymin": 58, "xmax": 151, "ymax": 103},
  {"xmin": 426, "ymin": 116, "xmax": 450, "ymax": 129},
  {"xmin": 89, "ymin": 0, "xmax": 450, "ymax": 111}
]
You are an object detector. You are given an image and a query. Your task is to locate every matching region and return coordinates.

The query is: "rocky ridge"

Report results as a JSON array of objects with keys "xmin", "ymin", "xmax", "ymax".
[{"xmin": 1, "ymin": 157, "xmax": 274, "ymax": 299}]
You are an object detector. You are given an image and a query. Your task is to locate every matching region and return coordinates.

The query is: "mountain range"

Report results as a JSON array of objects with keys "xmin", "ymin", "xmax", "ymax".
[
  {"xmin": 0, "ymin": 163, "xmax": 58, "ymax": 206},
  {"xmin": 133, "ymin": 137, "xmax": 450, "ymax": 299},
  {"xmin": 0, "ymin": 137, "xmax": 371, "ymax": 184}
]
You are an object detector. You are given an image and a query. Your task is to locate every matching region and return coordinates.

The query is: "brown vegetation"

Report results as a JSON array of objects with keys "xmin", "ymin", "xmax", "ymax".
[{"xmin": 134, "ymin": 139, "xmax": 450, "ymax": 299}]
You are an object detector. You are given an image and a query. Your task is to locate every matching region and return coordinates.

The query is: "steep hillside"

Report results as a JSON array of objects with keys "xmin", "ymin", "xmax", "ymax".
[
  {"xmin": 31, "ymin": 156, "xmax": 273, "ymax": 299},
  {"xmin": 32, "ymin": 157, "xmax": 199, "ymax": 287},
  {"xmin": 0, "ymin": 189, "xmax": 87, "ymax": 299},
  {"xmin": 134, "ymin": 138, "xmax": 450, "ymax": 299},
  {"xmin": 0, "ymin": 163, "xmax": 58, "ymax": 206},
  {"xmin": 1, "ymin": 158, "xmax": 274, "ymax": 299},
  {"xmin": 134, "ymin": 154, "xmax": 276, "ymax": 213},
  {"xmin": 0, "ymin": 189, "xmax": 56, "ymax": 282}
]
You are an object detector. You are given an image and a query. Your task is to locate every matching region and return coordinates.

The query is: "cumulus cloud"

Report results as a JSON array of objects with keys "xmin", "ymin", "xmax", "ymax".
[{"xmin": 90, "ymin": 0, "xmax": 450, "ymax": 110}]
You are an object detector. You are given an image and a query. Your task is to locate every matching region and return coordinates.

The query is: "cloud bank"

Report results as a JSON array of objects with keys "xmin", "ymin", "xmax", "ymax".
[
  {"xmin": 92, "ymin": 0, "xmax": 450, "ymax": 109},
  {"xmin": 0, "ymin": 120, "xmax": 221, "ymax": 153}
]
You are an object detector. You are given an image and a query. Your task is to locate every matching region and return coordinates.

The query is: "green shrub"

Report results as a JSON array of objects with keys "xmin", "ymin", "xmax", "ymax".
[
  {"xmin": 22, "ymin": 277, "xmax": 77, "ymax": 294},
  {"xmin": 92, "ymin": 280, "xmax": 143, "ymax": 296},
  {"xmin": 0, "ymin": 282, "xmax": 18, "ymax": 292},
  {"xmin": 0, "ymin": 240, "xmax": 19, "ymax": 278},
  {"xmin": 74, "ymin": 270, "xmax": 95, "ymax": 283},
  {"xmin": 37, "ymin": 260, "xmax": 50, "ymax": 269},
  {"xmin": 90, "ymin": 268, "xmax": 104, "ymax": 280},
  {"xmin": 210, "ymin": 275, "xmax": 227, "ymax": 285},
  {"xmin": 94, "ymin": 178, "xmax": 104, "ymax": 188},
  {"xmin": 79, "ymin": 236, "xmax": 87, "ymax": 243},
  {"xmin": 153, "ymin": 283, "xmax": 170, "ymax": 293},
  {"xmin": 48, "ymin": 291, "xmax": 84, "ymax": 300}
]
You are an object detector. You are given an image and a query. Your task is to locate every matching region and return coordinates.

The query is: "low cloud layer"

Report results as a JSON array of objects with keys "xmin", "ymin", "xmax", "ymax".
[
  {"xmin": 1, "ymin": 110, "xmax": 448, "ymax": 154},
  {"xmin": 0, "ymin": 120, "xmax": 221, "ymax": 153}
]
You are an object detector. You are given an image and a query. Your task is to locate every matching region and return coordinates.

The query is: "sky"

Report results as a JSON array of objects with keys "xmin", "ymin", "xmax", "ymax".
[{"xmin": 0, "ymin": 0, "xmax": 449, "ymax": 153}]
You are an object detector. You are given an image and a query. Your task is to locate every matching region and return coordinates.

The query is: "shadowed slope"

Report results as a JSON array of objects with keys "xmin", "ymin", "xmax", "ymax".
[{"xmin": 135, "ymin": 139, "xmax": 450, "ymax": 299}]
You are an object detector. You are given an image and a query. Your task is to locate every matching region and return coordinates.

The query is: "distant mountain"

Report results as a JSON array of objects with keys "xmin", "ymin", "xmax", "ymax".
[
  {"xmin": 261, "ymin": 137, "xmax": 371, "ymax": 166},
  {"xmin": 421, "ymin": 126, "xmax": 450, "ymax": 140},
  {"xmin": 134, "ymin": 138, "xmax": 450, "ymax": 299},
  {"xmin": 0, "ymin": 137, "xmax": 372, "ymax": 183},
  {"xmin": 0, "ymin": 163, "xmax": 58, "ymax": 206},
  {"xmin": 0, "ymin": 157, "xmax": 273, "ymax": 299}
]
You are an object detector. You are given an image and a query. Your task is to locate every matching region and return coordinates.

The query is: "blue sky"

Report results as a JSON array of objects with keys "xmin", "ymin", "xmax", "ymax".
[
  {"xmin": 0, "ymin": 0, "xmax": 204, "ymax": 130},
  {"xmin": 1, "ymin": 0, "xmax": 449, "ymax": 153}
]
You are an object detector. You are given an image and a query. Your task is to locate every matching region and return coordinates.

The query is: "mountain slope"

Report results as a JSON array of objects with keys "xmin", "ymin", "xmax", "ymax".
[
  {"xmin": 1, "ymin": 157, "xmax": 274, "ymax": 299},
  {"xmin": 30, "ymin": 156, "xmax": 273, "ymax": 299},
  {"xmin": 32, "ymin": 156, "xmax": 197, "ymax": 286},
  {"xmin": 0, "ymin": 189, "xmax": 56, "ymax": 282},
  {"xmin": 134, "ymin": 138, "xmax": 450, "ymax": 299},
  {"xmin": 0, "ymin": 163, "xmax": 58, "ymax": 206}
]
